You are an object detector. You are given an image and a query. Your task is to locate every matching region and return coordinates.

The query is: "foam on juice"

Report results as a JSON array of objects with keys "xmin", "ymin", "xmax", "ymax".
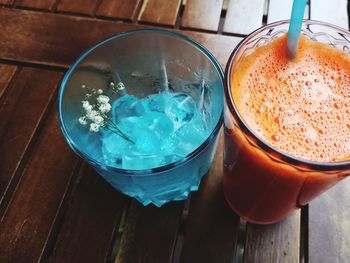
[{"xmin": 231, "ymin": 34, "xmax": 350, "ymax": 162}]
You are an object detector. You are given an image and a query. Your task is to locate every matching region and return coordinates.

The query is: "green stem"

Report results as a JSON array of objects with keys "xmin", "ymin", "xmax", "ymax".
[{"xmin": 105, "ymin": 125, "xmax": 134, "ymax": 144}]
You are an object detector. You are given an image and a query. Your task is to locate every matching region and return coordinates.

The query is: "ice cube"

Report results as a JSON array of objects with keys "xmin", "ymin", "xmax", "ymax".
[
  {"xmin": 165, "ymin": 93, "xmax": 195, "ymax": 128},
  {"xmin": 101, "ymin": 131, "xmax": 130, "ymax": 167},
  {"xmin": 118, "ymin": 116, "xmax": 161, "ymax": 154},
  {"xmin": 101, "ymin": 92, "xmax": 209, "ymax": 169},
  {"xmin": 145, "ymin": 111, "xmax": 174, "ymax": 144},
  {"xmin": 143, "ymin": 93, "xmax": 167, "ymax": 112},
  {"xmin": 171, "ymin": 108, "xmax": 209, "ymax": 156},
  {"xmin": 112, "ymin": 95, "xmax": 145, "ymax": 122}
]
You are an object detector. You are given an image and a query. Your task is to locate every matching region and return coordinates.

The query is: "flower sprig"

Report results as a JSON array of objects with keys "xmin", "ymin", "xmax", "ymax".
[{"xmin": 78, "ymin": 85, "xmax": 133, "ymax": 143}]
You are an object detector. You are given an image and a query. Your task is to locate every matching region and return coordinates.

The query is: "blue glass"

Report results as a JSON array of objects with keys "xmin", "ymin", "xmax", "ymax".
[{"xmin": 58, "ymin": 29, "xmax": 223, "ymax": 206}]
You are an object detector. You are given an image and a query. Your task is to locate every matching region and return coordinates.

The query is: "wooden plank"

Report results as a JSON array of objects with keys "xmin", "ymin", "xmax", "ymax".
[
  {"xmin": 96, "ymin": 0, "xmax": 141, "ymax": 21},
  {"xmin": 0, "ymin": 64, "xmax": 16, "ymax": 99},
  {"xmin": 223, "ymin": 0, "xmax": 265, "ymax": 35},
  {"xmin": 116, "ymin": 201, "xmax": 183, "ymax": 263},
  {"xmin": 0, "ymin": 68, "xmax": 61, "ymax": 204},
  {"xmin": 15, "ymin": 0, "xmax": 56, "ymax": 10},
  {"xmin": 0, "ymin": 0, "xmax": 14, "ymax": 5},
  {"xmin": 0, "ymin": 8, "xmax": 242, "ymax": 69},
  {"xmin": 0, "ymin": 106, "xmax": 79, "ymax": 263},
  {"xmin": 179, "ymin": 133, "xmax": 241, "ymax": 263},
  {"xmin": 138, "ymin": 0, "xmax": 182, "ymax": 26},
  {"xmin": 184, "ymin": 32, "xmax": 242, "ymax": 69},
  {"xmin": 244, "ymin": 211, "xmax": 301, "ymax": 263},
  {"xmin": 0, "ymin": 8, "xmax": 131, "ymax": 68},
  {"xmin": 308, "ymin": 8, "xmax": 350, "ymax": 263},
  {"xmin": 56, "ymin": 0, "xmax": 98, "ymax": 15},
  {"xmin": 267, "ymin": 0, "xmax": 309, "ymax": 23},
  {"xmin": 48, "ymin": 164, "xmax": 127, "ymax": 263},
  {"xmin": 308, "ymin": 180, "xmax": 350, "ymax": 262},
  {"xmin": 310, "ymin": 0, "xmax": 348, "ymax": 29},
  {"xmin": 182, "ymin": 0, "xmax": 224, "ymax": 32}
]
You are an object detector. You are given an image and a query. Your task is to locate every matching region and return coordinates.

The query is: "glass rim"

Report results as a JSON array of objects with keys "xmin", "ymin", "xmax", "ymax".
[
  {"xmin": 58, "ymin": 28, "xmax": 224, "ymax": 175},
  {"xmin": 225, "ymin": 19, "xmax": 350, "ymax": 171}
]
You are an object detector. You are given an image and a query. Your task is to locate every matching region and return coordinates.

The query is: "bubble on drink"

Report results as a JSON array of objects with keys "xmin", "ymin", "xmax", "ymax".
[{"xmin": 100, "ymin": 92, "xmax": 211, "ymax": 169}]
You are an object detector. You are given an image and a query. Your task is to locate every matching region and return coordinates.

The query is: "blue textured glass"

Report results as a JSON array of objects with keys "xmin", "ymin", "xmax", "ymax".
[{"xmin": 58, "ymin": 29, "xmax": 224, "ymax": 206}]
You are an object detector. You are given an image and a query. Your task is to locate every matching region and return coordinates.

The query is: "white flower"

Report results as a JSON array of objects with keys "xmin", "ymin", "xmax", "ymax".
[
  {"xmin": 82, "ymin": 84, "xmax": 86, "ymax": 89},
  {"xmin": 89, "ymin": 123, "xmax": 100, "ymax": 132},
  {"xmin": 99, "ymin": 103, "xmax": 111, "ymax": 113},
  {"xmin": 116, "ymin": 82, "xmax": 125, "ymax": 90},
  {"xmin": 94, "ymin": 115, "xmax": 104, "ymax": 125},
  {"xmin": 82, "ymin": 100, "xmax": 93, "ymax": 112},
  {"xmin": 86, "ymin": 110, "xmax": 99, "ymax": 121},
  {"xmin": 82, "ymin": 100, "xmax": 90, "ymax": 108},
  {"xmin": 97, "ymin": 95, "xmax": 110, "ymax": 104},
  {"xmin": 78, "ymin": 116, "xmax": 87, "ymax": 125},
  {"xmin": 97, "ymin": 89, "xmax": 103, "ymax": 94}
]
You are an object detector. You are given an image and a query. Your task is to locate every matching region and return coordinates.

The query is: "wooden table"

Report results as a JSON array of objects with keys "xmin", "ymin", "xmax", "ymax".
[{"xmin": 0, "ymin": 1, "xmax": 349, "ymax": 262}]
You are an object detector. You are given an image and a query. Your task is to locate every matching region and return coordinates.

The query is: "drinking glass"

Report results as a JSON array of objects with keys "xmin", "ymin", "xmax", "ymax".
[
  {"xmin": 224, "ymin": 20, "xmax": 350, "ymax": 224},
  {"xmin": 58, "ymin": 29, "xmax": 224, "ymax": 207}
]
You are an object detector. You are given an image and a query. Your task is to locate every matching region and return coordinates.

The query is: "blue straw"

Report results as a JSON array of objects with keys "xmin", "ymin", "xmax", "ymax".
[{"xmin": 287, "ymin": 0, "xmax": 307, "ymax": 58}]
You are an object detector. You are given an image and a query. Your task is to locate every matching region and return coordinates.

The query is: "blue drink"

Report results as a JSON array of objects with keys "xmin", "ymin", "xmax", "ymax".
[
  {"xmin": 58, "ymin": 29, "xmax": 223, "ymax": 206},
  {"xmin": 101, "ymin": 92, "xmax": 211, "ymax": 168}
]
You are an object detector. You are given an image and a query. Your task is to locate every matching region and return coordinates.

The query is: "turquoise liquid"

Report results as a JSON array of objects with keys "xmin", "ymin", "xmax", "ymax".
[
  {"xmin": 100, "ymin": 92, "xmax": 211, "ymax": 170},
  {"xmin": 72, "ymin": 89, "xmax": 221, "ymax": 206}
]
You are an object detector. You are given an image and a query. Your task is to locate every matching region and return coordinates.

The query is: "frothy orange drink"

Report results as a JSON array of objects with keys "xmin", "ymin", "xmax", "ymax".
[
  {"xmin": 224, "ymin": 33, "xmax": 350, "ymax": 224},
  {"xmin": 232, "ymin": 34, "xmax": 350, "ymax": 162}
]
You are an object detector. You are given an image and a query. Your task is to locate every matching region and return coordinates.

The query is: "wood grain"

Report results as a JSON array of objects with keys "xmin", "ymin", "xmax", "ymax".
[
  {"xmin": 223, "ymin": 0, "xmax": 265, "ymax": 35},
  {"xmin": 56, "ymin": 0, "xmax": 98, "ymax": 15},
  {"xmin": 48, "ymin": 164, "xmax": 127, "ymax": 263},
  {"xmin": 0, "ymin": 64, "xmax": 16, "ymax": 99},
  {"xmin": 244, "ymin": 211, "xmax": 301, "ymax": 263},
  {"xmin": 0, "ymin": 68, "xmax": 61, "ymax": 204},
  {"xmin": 96, "ymin": 0, "xmax": 141, "ymax": 21},
  {"xmin": 138, "ymin": 0, "xmax": 182, "ymax": 26},
  {"xmin": 179, "ymin": 133, "xmax": 241, "ymax": 263},
  {"xmin": 310, "ymin": 0, "xmax": 349, "ymax": 29},
  {"xmin": 15, "ymin": 0, "xmax": 56, "ymax": 10},
  {"xmin": 0, "ymin": 0, "xmax": 14, "ymax": 5},
  {"xmin": 0, "ymin": 8, "xmax": 241, "ymax": 69},
  {"xmin": 0, "ymin": 8, "xmax": 134, "ymax": 67},
  {"xmin": 116, "ymin": 201, "xmax": 183, "ymax": 263},
  {"xmin": 0, "ymin": 106, "xmax": 79, "ymax": 263},
  {"xmin": 182, "ymin": 0, "xmax": 224, "ymax": 32}
]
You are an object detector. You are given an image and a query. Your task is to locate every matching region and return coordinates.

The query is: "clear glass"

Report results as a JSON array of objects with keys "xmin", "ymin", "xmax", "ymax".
[
  {"xmin": 58, "ymin": 29, "xmax": 224, "ymax": 207},
  {"xmin": 224, "ymin": 20, "xmax": 350, "ymax": 224}
]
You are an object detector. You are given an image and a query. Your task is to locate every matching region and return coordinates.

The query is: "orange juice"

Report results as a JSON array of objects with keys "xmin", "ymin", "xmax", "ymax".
[
  {"xmin": 233, "ymin": 34, "xmax": 350, "ymax": 162},
  {"xmin": 224, "ymin": 32, "xmax": 350, "ymax": 224}
]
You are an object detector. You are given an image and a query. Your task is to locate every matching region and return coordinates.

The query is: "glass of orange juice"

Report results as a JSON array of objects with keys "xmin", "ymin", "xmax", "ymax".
[{"xmin": 224, "ymin": 20, "xmax": 350, "ymax": 224}]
